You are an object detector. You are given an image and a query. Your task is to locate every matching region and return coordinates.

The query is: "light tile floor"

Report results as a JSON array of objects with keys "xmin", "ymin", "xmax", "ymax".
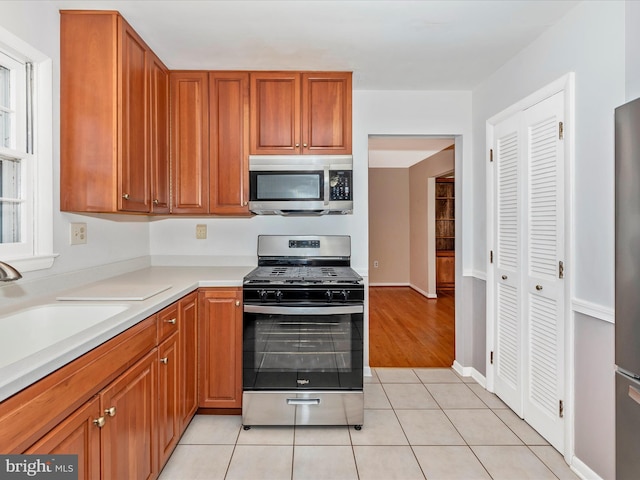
[{"xmin": 159, "ymin": 368, "xmax": 579, "ymax": 480}]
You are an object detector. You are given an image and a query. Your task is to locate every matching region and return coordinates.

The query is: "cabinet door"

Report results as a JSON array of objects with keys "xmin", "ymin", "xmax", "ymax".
[
  {"xmin": 149, "ymin": 53, "xmax": 170, "ymax": 214},
  {"xmin": 60, "ymin": 11, "xmax": 119, "ymax": 212},
  {"xmin": 209, "ymin": 72, "xmax": 251, "ymax": 215},
  {"xmin": 119, "ymin": 19, "xmax": 150, "ymax": 212},
  {"xmin": 179, "ymin": 292, "xmax": 198, "ymax": 429},
  {"xmin": 158, "ymin": 334, "xmax": 179, "ymax": 467},
  {"xmin": 101, "ymin": 349, "xmax": 157, "ymax": 480},
  {"xmin": 170, "ymin": 72, "xmax": 210, "ymax": 214},
  {"xmin": 26, "ymin": 396, "xmax": 101, "ymax": 480},
  {"xmin": 198, "ymin": 289, "xmax": 243, "ymax": 408},
  {"xmin": 250, "ymin": 72, "xmax": 301, "ymax": 154},
  {"xmin": 302, "ymin": 72, "xmax": 352, "ymax": 154}
]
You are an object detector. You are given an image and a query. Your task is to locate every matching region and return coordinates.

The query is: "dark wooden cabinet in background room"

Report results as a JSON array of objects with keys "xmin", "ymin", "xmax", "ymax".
[{"xmin": 436, "ymin": 178, "xmax": 455, "ymax": 291}]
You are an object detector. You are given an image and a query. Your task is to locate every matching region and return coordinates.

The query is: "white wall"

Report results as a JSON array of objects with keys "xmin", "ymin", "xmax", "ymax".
[
  {"xmin": 471, "ymin": 2, "xmax": 625, "ymax": 478},
  {"xmin": 0, "ymin": 1, "xmax": 151, "ymax": 283},
  {"xmin": 627, "ymin": 0, "xmax": 640, "ymax": 101}
]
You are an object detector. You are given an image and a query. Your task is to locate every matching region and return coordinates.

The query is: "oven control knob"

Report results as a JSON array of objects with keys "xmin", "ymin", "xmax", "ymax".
[
  {"xmin": 325, "ymin": 290, "xmax": 334, "ymax": 302},
  {"xmin": 340, "ymin": 290, "xmax": 349, "ymax": 302},
  {"xmin": 275, "ymin": 290, "xmax": 284, "ymax": 302},
  {"xmin": 258, "ymin": 290, "xmax": 268, "ymax": 302}
]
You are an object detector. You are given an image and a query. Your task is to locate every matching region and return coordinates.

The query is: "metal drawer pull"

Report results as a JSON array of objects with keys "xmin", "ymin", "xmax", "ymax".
[
  {"xmin": 629, "ymin": 385, "xmax": 640, "ymax": 405},
  {"xmin": 501, "ymin": 275, "xmax": 507, "ymax": 280},
  {"xmin": 165, "ymin": 318, "xmax": 176, "ymax": 325},
  {"xmin": 536, "ymin": 285, "xmax": 543, "ymax": 291},
  {"xmin": 286, "ymin": 398, "xmax": 321, "ymax": 406},
  {"xmin": 160, "ymin": 357, "xmax": 168, "ymax": 364},
  {"xmin": 105, "ymin": 406, "xmax": 116, "ymax": 417},
  {"xmin": 93, "ymin": 416, "xmax": 106, "ymax": 428}
]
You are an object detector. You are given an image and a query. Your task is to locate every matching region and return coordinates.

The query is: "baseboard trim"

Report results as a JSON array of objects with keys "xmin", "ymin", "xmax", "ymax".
[
  {"xmin": 570, "ymin": 454, "xmax": 603, "ymax": 480},
  {"xmin": 452, "ymin": 361, "xmax": 487, "ymax": 388},
  {"xmin": 409, "ymin": 284, "xmax": 438, "ymax": 299}
]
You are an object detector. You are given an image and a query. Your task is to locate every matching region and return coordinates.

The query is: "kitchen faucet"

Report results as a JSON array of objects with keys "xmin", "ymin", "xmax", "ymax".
[{"xmin": 0, "ymin": 261, "xmax": 22, "ymax": 281}]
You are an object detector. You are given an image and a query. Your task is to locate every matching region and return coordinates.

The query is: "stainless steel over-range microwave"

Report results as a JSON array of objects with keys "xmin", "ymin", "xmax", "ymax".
[{"xmin": 248, "ymin": 155, "xmax": 353, "ymax": 215}]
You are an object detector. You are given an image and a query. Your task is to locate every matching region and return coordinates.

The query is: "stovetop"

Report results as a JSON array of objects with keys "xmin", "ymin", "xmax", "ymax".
[{"xmin": 244, "ymin": 265, "xmax": 363, "ymax": 285}]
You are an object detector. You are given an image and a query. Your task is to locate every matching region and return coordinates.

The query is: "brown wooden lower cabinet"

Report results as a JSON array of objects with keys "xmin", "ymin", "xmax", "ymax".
[
  {"xmin": 198, "ymin": 288, "xmax": 243, "ymax": 408},
  {"xmin": 1, "ymin": 287, "xmax": 239, "ymax": 479},
  {"xmin": 179, "ymin": 292, "xmax": 198, "ymax": 428},
  {"xmin": 436, "ymin": 250, "xmax": 455, "ymax": 291},
  {"xmin": 101, "ymin": 349, "xmax": 158, "ymax": 480},
  {"xmin": 157, "ymin": 332, "xmax": 180, "ymax": 469},
  {"xmin": 26, "ymin": 396, "xmax": 102, "ymax": 480}
]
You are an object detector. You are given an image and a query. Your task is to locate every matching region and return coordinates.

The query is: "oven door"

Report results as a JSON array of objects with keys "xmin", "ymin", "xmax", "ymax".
[{"xmin": 243, "ymin": 305, "xmax": 363, "ymax": 391}]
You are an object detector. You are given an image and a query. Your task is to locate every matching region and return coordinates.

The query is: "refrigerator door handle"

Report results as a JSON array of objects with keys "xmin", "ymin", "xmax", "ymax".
[{"xmin": 629, "ymin": 385, "xmax": 640, "ymax": 405}]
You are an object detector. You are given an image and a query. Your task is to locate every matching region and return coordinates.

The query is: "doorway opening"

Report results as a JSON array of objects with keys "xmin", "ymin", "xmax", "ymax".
[{"xmin": 368, "ymin": 135, "xmax": 456, "ymax": 367}]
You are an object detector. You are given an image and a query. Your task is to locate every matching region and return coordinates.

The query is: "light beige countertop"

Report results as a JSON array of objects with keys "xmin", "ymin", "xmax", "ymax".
[{"xmin": 0, "ymin": 265, "xmax": 254, "ymax": 402}]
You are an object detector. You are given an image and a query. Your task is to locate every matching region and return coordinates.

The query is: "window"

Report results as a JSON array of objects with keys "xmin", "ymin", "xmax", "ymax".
[{"xmin": 0, "ymin": 27, "xmax": 54, "ymax": 272}]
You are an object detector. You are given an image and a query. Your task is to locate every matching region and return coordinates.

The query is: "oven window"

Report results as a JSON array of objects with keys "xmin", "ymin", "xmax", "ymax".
[
  {"xmin": 255, "ymin": 315, "xmax": 352, "ymax": 372},
  {"xmin": 243, "ymin": 310, "xmax": 363, "ymax": 390},
  {"xmin": 254, "ymin": 172, "xmax": 322, "ymax": 200}
]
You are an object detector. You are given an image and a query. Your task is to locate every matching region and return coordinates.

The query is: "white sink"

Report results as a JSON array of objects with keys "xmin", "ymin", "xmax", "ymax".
[{"xmin": 0, "ymin": 303, "xmax": 130, "ymax": 368}]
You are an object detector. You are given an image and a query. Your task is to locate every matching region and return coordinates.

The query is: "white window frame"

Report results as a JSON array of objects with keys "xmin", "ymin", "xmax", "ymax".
[{"xmin": 0, "ymin": 26, "xmax": 55, "ymax": 272}]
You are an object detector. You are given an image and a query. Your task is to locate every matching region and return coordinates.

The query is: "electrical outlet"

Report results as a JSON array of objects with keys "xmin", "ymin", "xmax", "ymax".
[
  {"xmin": 70, "ymin": 222, "xmax": 87, "ymax": 245},
  {"xmin": 373, "ymin": 260, "xmax": 379, "ymax": 268},
  {"xmin": 196, "ymin": 224, "xmax": 207, "ymax": 240}
]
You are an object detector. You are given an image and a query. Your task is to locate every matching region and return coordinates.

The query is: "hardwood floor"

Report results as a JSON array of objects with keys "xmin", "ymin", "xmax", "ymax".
[{"xmin": 369, "ymin": 287, "xmax": 454, "ymax": 368}]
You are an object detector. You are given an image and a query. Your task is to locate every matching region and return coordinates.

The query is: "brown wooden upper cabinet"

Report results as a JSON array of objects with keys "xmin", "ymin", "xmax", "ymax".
[
  {"xmin": 170, "ymin": 71, "xmax": 210, "ymax": 214},
  {"xmin": 60, "ymin": 11, "xmax": 170, "ymax": 214},
  {"xmin": 169, "ymin": 71, "xmax": 250, "ymax": 216},
  {"xmin": 249, "ymin": 72, "xmax": 352, "ymax": 155}
]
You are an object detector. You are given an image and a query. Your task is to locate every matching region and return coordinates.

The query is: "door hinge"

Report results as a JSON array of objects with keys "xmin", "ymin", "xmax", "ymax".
[
  {"xmin": 559, "ymin": 260, "xmax": 564, "ymax": 279},
  {"xmin": 559, "ymin": 122, "xmax": 564, "ymax": 140},
  {"xmin": 559, "ymin": 399, "xmax": 564, "ymax": 418},
  {"xmin": 490, "ymin": 351, "xmax": 494, "ymax": 365},
  {"xmin": 489, "ymin": 148, "xmax": 494, "ymax": 162},
  {"xmin": 490, "ymin": 250, "xmax": 494, "ymax": 263}
]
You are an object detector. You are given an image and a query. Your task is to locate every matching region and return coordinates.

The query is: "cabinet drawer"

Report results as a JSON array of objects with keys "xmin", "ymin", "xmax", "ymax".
[{"xmin": 158, "ymin": 303, "xmax": 179, "ymax": 342}]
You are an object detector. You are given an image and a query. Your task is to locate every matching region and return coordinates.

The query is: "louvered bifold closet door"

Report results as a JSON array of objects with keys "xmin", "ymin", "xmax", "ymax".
[
  {"xmin": 523, "ymin": 91, "xmax": 565, "ymax": 452},
  {"xmin": 493, "ymin": 115, "xmax": 524, "ymax": 416}
]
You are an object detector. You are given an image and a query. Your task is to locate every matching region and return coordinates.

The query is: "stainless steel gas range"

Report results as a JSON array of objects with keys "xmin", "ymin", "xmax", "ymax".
[{"xmin": 242, "ymin": 235, "xmax": 364, "ymax": 430}]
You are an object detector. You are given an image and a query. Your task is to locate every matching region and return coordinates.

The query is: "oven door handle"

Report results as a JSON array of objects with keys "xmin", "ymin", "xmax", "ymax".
[{"xmin": 243, "ymin": 305, "xmax": 363, "ymax": 315}]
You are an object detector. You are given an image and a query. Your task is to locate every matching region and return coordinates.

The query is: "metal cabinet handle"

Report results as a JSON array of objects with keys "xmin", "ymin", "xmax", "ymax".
[
  {"xmin": 165, "ymin": 318, "xmax": 176, "ymax": 325},
  {"xmin": 303, "ymin": 143, "xmax": 308, "ymax": 148},
  {"xmin": 536, "ymin": 285, "xmax": 543, "ymax": 291},
  {"xmin": 122, "ymin": 193, "xmax": 130, "ymax": 200},
  {"xmin": 153, "ymin": 199, "xmax": 159, "ymax": 205},
  {"xmin": 105, "ymin": 406, "xmax": 116, "ymax": 417},
  {"xmin": 235, "ymin": 300, "xmax": 240, "ymax": 307},
  {"xmin": 295, "ymin": 143, "xmax": 300, "ymax": 148},
  {"xmin": 93, "ymin": 416, "xmax": 106, "ymax": 428},
  {"xmin": 501, "ymin": 275, "xmax": 507, "ymax": 280},
  {"xmin": 160, "ymin": 357, "xmax": 168, "ymax": 364}
]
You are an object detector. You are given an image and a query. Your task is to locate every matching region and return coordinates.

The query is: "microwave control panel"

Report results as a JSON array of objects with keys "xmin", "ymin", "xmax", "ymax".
[{"xmin": 329, "ymin": 171, "xmax": 352, "ymax": 201}]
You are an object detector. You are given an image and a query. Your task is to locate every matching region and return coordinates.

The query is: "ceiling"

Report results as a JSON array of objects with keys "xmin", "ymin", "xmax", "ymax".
[
  {"xmin": 49, "ymin": 0, "xmax": 579, "ymax": 91},
  {"xmin": 368, "ymin": 136, "xmax": 454, "ymax": 168},
  {"xmin": 48, "ymin": 0, "xmax": 578, "ymax": 168}
]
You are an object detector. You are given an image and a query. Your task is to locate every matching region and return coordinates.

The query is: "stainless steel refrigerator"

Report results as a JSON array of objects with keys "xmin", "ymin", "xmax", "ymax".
[{"xmin": 615, "ymin": 96, "xmax": 640, "ymax": 479}]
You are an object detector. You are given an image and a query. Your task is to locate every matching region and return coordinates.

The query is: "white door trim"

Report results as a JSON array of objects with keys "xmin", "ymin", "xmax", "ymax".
[{"xmin": 485, "ymin": 72, "xmax": 575, "ymax": 462}]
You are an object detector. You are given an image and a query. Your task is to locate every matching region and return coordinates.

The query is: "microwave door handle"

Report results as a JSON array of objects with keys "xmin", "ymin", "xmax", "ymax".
[
  {"xmin": 276, "ymin": 210, "xmax": 331, "ymax": 216},
  {"xmin": 324, "ymin": 167, "xmax": 330, "ymax": 206}
]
